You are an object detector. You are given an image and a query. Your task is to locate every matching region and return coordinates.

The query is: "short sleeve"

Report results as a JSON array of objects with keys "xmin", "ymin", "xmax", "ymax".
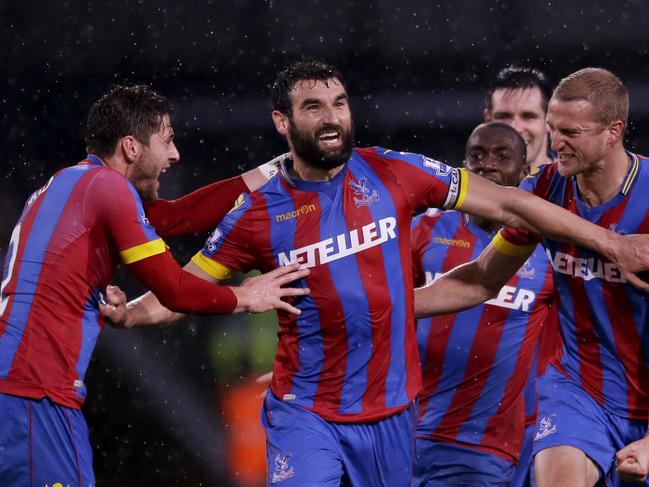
[
  {"xmin": 190, "ymin": 192, "xmax": 260, "ymax": 280},
  {"xmin": 497, "ymin": 165, "xmax": 552, "ymax": 250},
  {"xmin": 87, "ymin": 169, "xmax": 167, "ymax": 264},
  {"xmin": 369, "ymin": 148, "xmax": 466, "ymax": 214}
]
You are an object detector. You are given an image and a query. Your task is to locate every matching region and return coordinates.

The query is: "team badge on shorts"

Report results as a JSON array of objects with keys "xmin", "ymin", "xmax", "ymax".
[
  {"xmin": 271, "ymin": 453, "xmax": 295, "ymax": 483},
  {"xmin": 534, "ymin": 413, "xmax": 557, "ymax": 441}
]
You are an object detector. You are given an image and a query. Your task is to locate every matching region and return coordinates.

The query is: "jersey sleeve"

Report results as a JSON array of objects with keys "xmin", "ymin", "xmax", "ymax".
[
  {"xmin": 495, "ymin": 165, "xmax": 551, "ymax": 253},
  {"xmin": 410, "ymin": 213, "xmax": 431, "ymax": 286},
  {"xmin": 145, "ymin": 175, "xmax": 248, "ymax": 238},
  {"xmin": 86, "ymin": 169, "xmax": 167, "ymax": 264},
  {"xmin": 373, "ymin": 147, "xmax": 467, "ymax": 214},
  {"xmin": 190, "ymin": 192, "xmax": 260, "ymax": 280}
]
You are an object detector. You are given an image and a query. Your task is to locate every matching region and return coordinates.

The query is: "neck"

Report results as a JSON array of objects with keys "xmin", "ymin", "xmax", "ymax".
[
  {"xmin": 529, "ymin": 143, "xmax": 553, "ymax": 171},
  {"xmin": 97, "ymin": 153, "xmax": 129, "ymax": 176},
  {"xmin": 575, "ymin": 146, "xmax": 630, "ymax": 207},
  {"xmin": 290, "ymin": 153, "xmax": 345, "ymax": 181}
]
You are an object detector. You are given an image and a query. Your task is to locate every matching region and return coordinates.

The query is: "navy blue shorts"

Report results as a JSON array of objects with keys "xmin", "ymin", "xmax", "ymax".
[
  {"xmin": 0, "ymin": 393, "xmax": 94, "ymax": 487},
  {"xmin": 262, "ymin": 391, "xmax": 417, "ymax": 486},
  {"xmin": 509, "ymin": 423, "xmax": 534, "ymax": 487},
  {"xmin": 411, "ymin": 439, "xmax": 514, "ymax": 486},
  {"xmin": 534, "ymin": 366, "xmax": 648, "ymax": 485}
]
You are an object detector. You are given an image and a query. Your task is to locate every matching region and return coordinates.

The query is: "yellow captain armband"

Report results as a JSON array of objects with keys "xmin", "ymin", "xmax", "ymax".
[
  {"xmin": 191, "ymin": 252, "xmax": 233, "ymax": 280},
  {"xmin": 491, "ymin": 233, "xmax": 536, "ymax": 256},
  {"xmin": 120, "ymin": 239, "xmax": 168, "ymax": 264},
  {"xmin": 445, "ymin": 168, "xmax": 470, "ymax": 210}
]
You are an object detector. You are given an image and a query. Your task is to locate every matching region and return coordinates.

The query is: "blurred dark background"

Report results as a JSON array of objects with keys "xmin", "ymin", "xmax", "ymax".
[{"xmin": 2, "ymin": 1, "xmax": 649, "ymax": 485}]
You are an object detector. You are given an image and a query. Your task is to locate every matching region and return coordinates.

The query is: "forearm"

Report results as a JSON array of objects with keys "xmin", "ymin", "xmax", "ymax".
[
  {"xmin": 414, "ymin": 261, "xmax": 496, "ymax": 318},
  {"xmin": 123, "ymin": 291, "xmax": 185, "ymax": 327},
  {"xmin": 145, "ymin": 175, "xmax": 247, "ymax": 237},
  {"xmin": 414, "ymin": 243, "xmax": 530, "ymax": 318},
  {"xmin": 128, "ymin": 252, "xmax": 238, "ymax": 316},
  {"xmin": 460, "ymin": 172, "xmax": 621, "ymax": 261}
]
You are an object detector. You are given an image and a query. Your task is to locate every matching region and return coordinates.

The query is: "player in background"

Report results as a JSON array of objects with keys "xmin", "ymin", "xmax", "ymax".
[
  {"xmin": 415, "ymin": 68, "xmax": 649, "ymax": 486},
  {"xmin": 0, "ymin": 85, "xmax": 308, "ymax": 487},
  {"xmin": 484, "ymin": 66, "xmax": 553, "ymax": 171},
  {"xmin": 411, "ymin": 122, "xmax": 556, "ymax": 486},
  {"xmin": 483, "ymin": 66, "xmax": 560, "ymax": 487},
  {"xmin": 103, "ymin": 62, "xmax": 649, "ymax": 486}
]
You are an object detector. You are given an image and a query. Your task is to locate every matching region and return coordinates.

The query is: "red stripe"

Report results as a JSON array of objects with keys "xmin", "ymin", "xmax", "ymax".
[
  {"xmin": 0, "ymin": 193, "xmax": 47, "ymax": 339},
  {"xmin": 418, "ymin": 219, "xmax": 477, "ymax": 423},
  {"xmin": 337, "ymin": 178, "xmax": 391, "ymax": 414},
  {"xmin": 64, "ymin": 407, "xmax": 83, "ymax": 487},
  {"xmin": 480, "ymin": 273, "xmax": 549, "ymax": 462},
  {"xmin": 8, "ymin": 176, "xmax": 102, "ymax": 399},
  {"xmin": 297, "ymin": 192, "xmax": 349, "ymax": 413},
  {"xmin": 598, "ymin": 198, "xmax": 649, "ymax": 418},
  {"xmin": 560, "ymin": 183, "xmax": 605, "ymax": 403},
  {"xmin": 433, "ymin": 304, "xmax": 511, "ymax": 437},
  {"xmin": 360, "ymin": 153, "xmax": 426, "ymax": 408}
]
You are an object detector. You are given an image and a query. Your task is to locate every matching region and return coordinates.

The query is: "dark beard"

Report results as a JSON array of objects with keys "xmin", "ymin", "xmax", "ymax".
[{"xmin": 288, "ymin": 120, "xmax": 355, "ymax": 170}]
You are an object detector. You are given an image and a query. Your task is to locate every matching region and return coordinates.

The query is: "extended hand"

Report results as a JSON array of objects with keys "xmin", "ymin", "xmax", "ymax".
[
  {"xmin": 232, "ymin": 263, "xmax": 310, "ymax": 314},
  {"xmin": 616, "ymin": 436, "xmax": 649, "ymax": 483},
  {"xmin": 99, "ymin": 285, "xmax": 130, "ymax": 328}
]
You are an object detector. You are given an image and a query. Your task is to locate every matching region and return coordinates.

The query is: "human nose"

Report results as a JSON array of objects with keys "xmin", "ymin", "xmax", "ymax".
[
  {"xmin": 169, "ymin": 142, "xmax": 180, "ymax": 163},
  {"xmin": 322, "ymin": 104, "xmax": 340, "ymax": 124}
]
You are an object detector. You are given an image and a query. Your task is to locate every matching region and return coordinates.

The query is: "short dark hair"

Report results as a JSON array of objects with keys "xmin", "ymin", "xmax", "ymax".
[
  {"xmin": 85, "ymin": 84, "xmax": 173, "ymax": 158},
  {"xmin": 271, "ymin": 60, "xmax": 345, "ymax": 115},
  {"xmin": 553, "ymin": 67, "xmax": 628, "ymax": 127},
  {"xmin": 467, "ymin": 122, "xmax": 527, "ymax": 166},
  {"xmin": 485, "ymin": 66, "xmax": 552, "ymax": 114}
]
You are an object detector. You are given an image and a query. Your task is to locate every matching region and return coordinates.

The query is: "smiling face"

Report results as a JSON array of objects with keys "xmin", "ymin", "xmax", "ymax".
[
  {"xmin": 486, "ymin": 87, "xmax": 548, "ymax": 165},
  {"xmin": 546, "ymin": 98, "xmax": 610, "ymax": 178},
  {"xmin": 128, "ymin": 114, "xmax": 179, "ymax": 203},
  {"xmin": 464, "ymin": 124, "xmax": 527, "ymax": 187},
  {"xmin": 273, "ymin": 78, "xmax": 354, "ymax": 170}
]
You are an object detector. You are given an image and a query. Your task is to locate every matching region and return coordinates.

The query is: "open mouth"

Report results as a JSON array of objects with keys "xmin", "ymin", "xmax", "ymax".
[{"xmin": 318, "ymin": 130, "xmax": 341, "ymax": 146}]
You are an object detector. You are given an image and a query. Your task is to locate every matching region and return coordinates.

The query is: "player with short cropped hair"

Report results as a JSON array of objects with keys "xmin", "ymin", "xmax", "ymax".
[
  {"xmin": 412, "ymin": 122, "xmax": 557, "ymax": 486},
  {"xmin": 107, "ymin": 62, "xmax": 649, "ymax": 486},
  {"xmin": 0, "ymin": 84, "xmax": 308, "ymax": 487},
  {"xmin": 417, "ymin": 67, "xmax": 649, "ymax": 487},
  {"xmin": 484, "ymin": 66, "xmax": 553, "ymax": 170}
]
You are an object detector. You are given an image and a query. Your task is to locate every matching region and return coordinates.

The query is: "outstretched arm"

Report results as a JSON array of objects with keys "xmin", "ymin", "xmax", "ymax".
[
  {"xmin": 414, "ymin": 242, "xmax": 531, "ymax": 318},
  {"xmin": 102, "ymin": 261, "xmax": 309, "ymax": 327},
  {"xmin": 146, "ymin": 154, "xmax": 288, "ymax": 237},
  {"xmin": 460, "ymin": 171, "xmax": 649, "ymax": 281}
]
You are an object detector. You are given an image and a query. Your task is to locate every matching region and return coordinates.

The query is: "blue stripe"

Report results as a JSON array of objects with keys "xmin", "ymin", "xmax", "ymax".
[
  {"xmin": 323, "ymin": 191, "xmax": 371, "ymax": 414},
  {"xmin": 422, "ymin": 305, "xmax": 484, "ymax": 432},
  {"xmin": 200, "ymin": 193, "xmax": 251, "ymax": 258},
  {"xmin": 0, "ymin": 166, "xmax": 93, "ymax": 377},
  {"xmin": 264, "ymin": 190, "xmax": 321, "ymax": 407},
  {"xmin": 457, "ymin": 245, "xmax": 550, "ymax": 442},
  {"xmin": 356, "ymin": 162, "xmax": 410, "ymax": 409},
  {"xmin": 75, "ymin": 290, "xmax": 102, "ymax": 399}
]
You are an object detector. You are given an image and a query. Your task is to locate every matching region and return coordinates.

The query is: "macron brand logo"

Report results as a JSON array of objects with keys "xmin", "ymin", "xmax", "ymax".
[
  {"xmin": 426, "ymin": 272, "xmax": 537, "ymax": 312},
  {"xmin": 277, "ymin": 217, "xmax": 397, "ymax": 269},
  {"xmin": 546, "ymin": 249, "xmax": 624, "ymax": 283}
]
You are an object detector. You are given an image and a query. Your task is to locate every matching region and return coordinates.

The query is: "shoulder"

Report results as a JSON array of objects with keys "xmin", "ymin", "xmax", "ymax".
[{"xmin": 412, "ymin": 208, "xmax": 459, "ymax": 231}]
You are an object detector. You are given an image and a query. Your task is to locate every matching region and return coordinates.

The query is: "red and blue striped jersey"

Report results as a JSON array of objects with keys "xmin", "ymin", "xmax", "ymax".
[
  {"xmin": 412, "ymin": 209, "xmax": 555, "ymax": 463},
  {"xmin": 497, "ymin": 154, "xmax": 649, "ymax": 420},
  {"xmin": 192, "ymin": 147, "xmax": 466, "ymax": 422},
  {"xmin": 0, "ymin": 155, "xmax": 167, "ymax": 408}
]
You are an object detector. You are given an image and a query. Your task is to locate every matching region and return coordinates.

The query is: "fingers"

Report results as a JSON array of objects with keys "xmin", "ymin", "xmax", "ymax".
[
  {"xmin": 274, "ymin": 299, "xmax": 303, "ymax": 315},
  {"xmin": 256, "ymin": 371, "xmax": 273, "ymax": 384},
  {"xmin": 277, "ymin": 268, "xmax": 310, "ymax": 285},
  {"xmin": 105, "ymin": 285, "xmax": 127, "ymax": 306},
  {"xmin": 624, "ymin": 271, "xmax": 649, "ymax": 292},
  {"xmin": 279, "ymin": 287, "xmax": 310, "ymax": 298}
]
